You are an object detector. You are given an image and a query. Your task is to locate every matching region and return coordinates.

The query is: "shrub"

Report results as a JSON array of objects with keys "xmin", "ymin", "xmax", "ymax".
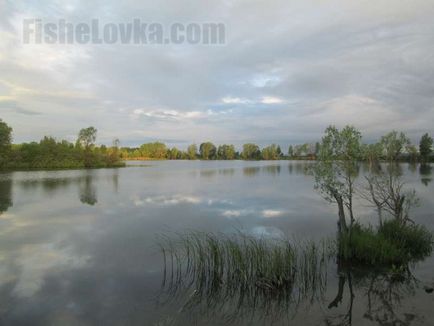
[
  {"xmin": 379, "ymin": 219, "xmax": 434, "ymax": 261},
  {"xmin": 340, "ymin": 220, "xmax": 433, "ymax": 266}
]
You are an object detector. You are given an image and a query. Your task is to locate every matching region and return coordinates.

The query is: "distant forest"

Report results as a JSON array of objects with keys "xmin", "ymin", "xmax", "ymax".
[
  {"xmin": 119, "ymin": 131, "xmax": 433, "ymax": 162},
  {"xmin": 0, "ymin": 118, "xmax": 433, "ymax": 171}
]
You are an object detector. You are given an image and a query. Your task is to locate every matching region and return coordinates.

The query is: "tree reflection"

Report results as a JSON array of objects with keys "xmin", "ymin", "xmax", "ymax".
[
  {"xmin": 419, "ymin": 163, "xmax": 432, "ymax": 186},
  {"xmin": 158, "ymin": 233, "xmax": 428, "ymax": 326},
  {"xmin": 262, "ymin": 165, "xmax": 281, "ymax": 176},
  {"xmin": 326, "ymin": 264, "xmax": 419, "ymax": 326},
  {"xmin": 243, "ymin": 166, "xmax": 260, "ymax": 177},
  {"xmin": 0, "ymin": 174, "xmax": 12, "ymax": 214},
  {"xmin": 79, "ymin": 174, "xmax": 97, "ymax": 205}
]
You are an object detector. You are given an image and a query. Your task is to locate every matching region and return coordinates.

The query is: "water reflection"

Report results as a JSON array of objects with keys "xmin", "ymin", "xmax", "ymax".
[
  {"xmin": 159, "ymin": 233, "xmax": 425, "ymax": 326},
  {"xmin": 326, "ymin": 265, "xmax": 419, "ymax": 326},
  {"xmin": 0, "ymin": 162, "xmax": 431, "ymax": 325},
  {"xmin": 200, "ymin": 169, "xmax": 217, "ymax": 178},
  {"xmin": 0, "ymin": 174, "xmax": 12, "ymax": 214},
  {"xmin": 262, "ymin": 164, "xmax": 281, "ymax": 176},
  {"xmin": 243, "ymin": 166, "xmax": 260, "ymax": 177},
  {"xmin": 419, "ymin": 164, "xmax": 432, "ymax": 186},
  {"xmin": 218, "ymin": 168, "xmax": 235, "ymax": 176},
  {"xmin": 159, "ymin": 234, "xmax": 330, "ymax": 324},
  {"xmin": 79, "ymin": 174, "xmax": 98, "ymax": 205},
  {"xmin": 11, "ymin": 169, "xmax": 121, "ymax": 206}
]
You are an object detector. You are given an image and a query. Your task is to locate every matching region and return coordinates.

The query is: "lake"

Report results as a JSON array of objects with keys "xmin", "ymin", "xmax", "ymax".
[{"xmin": 0, "ymin": 161, "xmax": 433, "ymax": 325}]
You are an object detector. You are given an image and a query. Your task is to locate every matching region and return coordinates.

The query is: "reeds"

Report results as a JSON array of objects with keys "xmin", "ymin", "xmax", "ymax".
[{"xmin": 157, "ymin": 232, "xmax": 334, "ymax": 319}]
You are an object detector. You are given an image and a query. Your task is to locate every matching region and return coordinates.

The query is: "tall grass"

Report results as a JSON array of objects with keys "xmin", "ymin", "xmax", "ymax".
[{"xmin": 158, "ymin": 232, "xmax": 334, "ymax": 319}]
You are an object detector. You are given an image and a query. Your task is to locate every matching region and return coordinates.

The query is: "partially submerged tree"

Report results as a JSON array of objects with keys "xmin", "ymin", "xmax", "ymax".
[
  {"xmin": 362, "ymin": 168, "xmax": 419, "ymax": 226},
  {"xmin": 361, "ymin": 143, "xmax": 383, "ymax": 168},
  {"xmin": 313, "ymin": 125, "xmax": 363, "ymax": 234}
]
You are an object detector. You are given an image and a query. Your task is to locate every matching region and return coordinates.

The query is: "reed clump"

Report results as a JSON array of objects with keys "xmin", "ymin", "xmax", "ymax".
[{"xmin": 159, "ymin": 232, "xmax": 333, "ymax": 302}]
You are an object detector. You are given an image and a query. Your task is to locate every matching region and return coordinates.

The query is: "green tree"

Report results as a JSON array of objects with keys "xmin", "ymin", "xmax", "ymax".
[
  {"xmin": 168, "ymin": 147, "xmax": 182, "ymax": 160},
  {"xmin": 380, "ymin": 131, "xmax": 410, "ymax": 162},
  {"xmin": 406, "ymin": 144, "xmax": 418, "ymax": 162},
  {"xmin": 261, "ymin": 144, "xmax": 280, "ymax": 160},
  {"xmin": 187, "ymin": 144, "xmax": 198, "ymax": 160},
  {"xmin": 288, "ymin": 145, "xmax": 294, "ymax": 158},
  {"xmin": 361, "ymin": 143, "xmax": 383, "ymax": 167},
  {"xmin": 313, "ymin": 125, "xmax": 363, "ymax": 235},
  {"xmin": 294, "ymin": 143, "xmax": 309, "ymax": 157},
  {"xmin": 77, "ymin": 127, "xmax": 97, "ymax": 149},
  {"xmin": 241, "ymin": 143, "xmax": 261, "ymax": 160},
  {"xmin": 217, "ymin": 144, "xmax": 236, "ymax": 160},
  {"xmin": 77, "ymin": 127, "xmax": 97, "ymax": 167},
  {"xmin": 139, "ymin": 142, "xmax": 167, "ymax": 159},
  {"xmin": 0, "ymin": 119, "xmax": 12, "ymax": 167},
  {"xmin": 199, "ymin": 142, "xmax": 217, "ymax": 160},
  {"xmin": 419, "ymin": 133, "xmax": 433, "ymax": 161}
]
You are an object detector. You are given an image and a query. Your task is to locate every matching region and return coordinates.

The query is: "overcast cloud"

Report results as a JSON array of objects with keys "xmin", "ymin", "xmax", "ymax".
[{"xmin": 1, "ymin": 0, "xmax": 433, "ymax": 148}]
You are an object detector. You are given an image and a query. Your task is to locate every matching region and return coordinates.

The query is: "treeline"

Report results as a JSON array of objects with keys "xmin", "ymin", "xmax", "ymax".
[
  {"xmin": 1, "ymin": 118, "xmax": 433, "ymax": 168},
  {"xmin": 120, "ymin": 131, "xmax": 433, "ymax": 162},
  {"xmin": 120, "ymin": 142, "xmax": 286, "ymax": 160},
  {"xmin": 0, "ymin": 120, "xmax": 124, "ymax": 170}
]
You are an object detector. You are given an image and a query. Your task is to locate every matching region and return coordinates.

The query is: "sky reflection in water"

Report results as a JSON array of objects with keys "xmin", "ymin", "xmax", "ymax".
[{"xmin": 0, "ymin": 161, "xmax": 432, "ymax": 325}]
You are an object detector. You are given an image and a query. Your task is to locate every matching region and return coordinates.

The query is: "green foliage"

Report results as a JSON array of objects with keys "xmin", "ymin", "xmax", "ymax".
[
  {"xmin": 167, "ymin": 147, "xmax": 182, "ymax": 160},
  {"xmin": 340, "ymin": 220, "xmax": 433, "ymax": 266},
  {"xmin": 241, "ymin": 143, "xmax": 261, "ymax": 160},
  {"xmin": 261, "ymin": 144, "xmax": 281, "ymax": 160},
  {"xmin": 77, "ymin": 127, "xmax": 97, "ymax": 149},
  {"xmin": 0, "ymin": 123, "xmax": 123, "ymax": 170},
  {"xmin": 139, "ymin": 142, "xmax": 167, "ymax": 159},
  {"xmin": 0, "ymin": 119, "xmax": 13, "ymax": 167},
  {"xmin": 361, "ymin": 142, "xmax": 383, "ymax": 164},
  {"xmin": 380, "ymin": 131, "xmax": 410, "ymax": 162},
  {"xmin": 313, "ymin": 125, "xmax": 362, "ymax": 232},
  {"xmin": 379, "ymin": 219, "xmax": 433, "ymax": 261},
  {"xmin": 199, "ymin": 142, "xmax": 217, "ymax": 160},
  {"xmin": 187, "ymin": 144, "xmax": 198, "ymax": 159},
  {"xmin": 419, "ymin": 133, "xmax": 433, "ymax": 161},
  {"xmin": 288, "ymin": 145, "xmax": 294, "ymax": 158},
  {"xmin": 217, "ymin": 144, "xmax": 236, "ymax": 160},
  {"xmin": 160, "ymin": 232, "xmax": 331, "ymax": 294}
]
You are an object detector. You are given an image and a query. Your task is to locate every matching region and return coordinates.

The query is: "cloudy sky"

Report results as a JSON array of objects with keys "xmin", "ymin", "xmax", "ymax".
[{"xmin": 1, "ymin": 0, "xmax": 433, "ymax": 148}]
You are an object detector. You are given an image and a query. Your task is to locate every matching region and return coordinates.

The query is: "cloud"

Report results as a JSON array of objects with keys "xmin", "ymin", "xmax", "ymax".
[
  {"xmin": 262, "ymin": 209, "xmax": 284, "ymax": 218},
  {"xmin": 133, "ymin": 195, "xmax": 202, "ymax": 206},
  {"xmin": 221, "ymin": 97, "xmax": 251, "ymax": 104},
  {"xmin": 1, "ymin": 0, "xmax": 433, "ymax": 145},
  {"xmin": 260, "ymin": 96, "xmax": 284, "ymax": 104},
  {"xmin": 132, "ymin": 109, "xmax": 205, "ymax": 121}
]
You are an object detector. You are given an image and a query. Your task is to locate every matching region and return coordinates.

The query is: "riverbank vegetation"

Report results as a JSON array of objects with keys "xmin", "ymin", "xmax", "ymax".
[
  {"xmin": 120, "ymin": 130, "xmax": 432, "ymax": 162},
  {"xmin": 1, "ymin": 119, "xmax": 432, "ymax": 164},
  {"xmin": 158, "ymin": 124, "xmax": 433, "ymax": 318},
  {"xmin": 312, "ymin": 125, "xmax": 433, "ymax": 267},
  {"xmin": 0, "ymin": 120, "xmax": 124, "ymax": 170}
]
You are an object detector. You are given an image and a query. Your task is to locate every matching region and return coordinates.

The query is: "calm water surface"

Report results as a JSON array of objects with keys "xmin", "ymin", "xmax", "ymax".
[{"xmin": 0, "ymin": 161, "xmax": 433, "ymax": 325}]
